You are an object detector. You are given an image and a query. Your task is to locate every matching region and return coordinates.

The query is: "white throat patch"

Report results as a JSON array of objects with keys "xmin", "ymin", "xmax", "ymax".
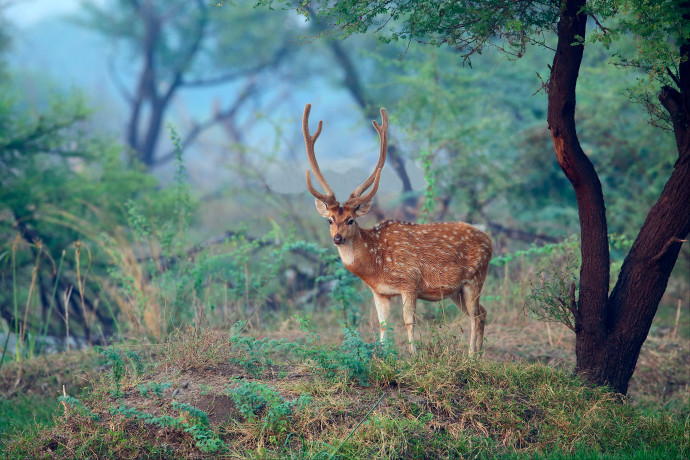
[{"xmin": 337, "ymin": 243, "xmax": 356, "ymax": 266}]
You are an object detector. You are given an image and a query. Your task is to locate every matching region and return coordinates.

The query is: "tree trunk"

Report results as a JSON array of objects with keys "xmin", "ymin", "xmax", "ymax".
[
  {"xmin": 546, "ymin": 0, "xmax": 611, "ymax": 378},
  {"xmin": 576, "ymin": 30, "xmax": 690, "ymax": 395},
  {"xmin": 548, "ymin": 0, "xmax": 690, "ymax": 395}
]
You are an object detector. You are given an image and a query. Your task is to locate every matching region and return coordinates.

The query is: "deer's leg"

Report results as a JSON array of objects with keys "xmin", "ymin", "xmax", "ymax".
[
  {"xmin": 475, "ymin": 302, "xmax": 487, "ymax": 354},
  {"xmin": 461, "ymin": 285, "xmax": 481, "ymax": 355},
  {"xmin": 401, "ymin": 292, "xmax": 417, "ymax": 353},
  {"xmin": 450, "ymin": 292, "xmax": 472, "ymax": 352},
  {"xmin": 372, "ymin": 291, "xmax": 391, "ymax": 344}
]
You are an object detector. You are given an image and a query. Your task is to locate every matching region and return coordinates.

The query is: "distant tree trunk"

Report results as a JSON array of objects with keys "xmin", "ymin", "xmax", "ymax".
[
  {"xmin": 548, "ymin": 0, "xmax": 690, "ymax": 394},
  {"xmin": 125, "ymin": 2, "xmax": 202, "ymax": 168}
]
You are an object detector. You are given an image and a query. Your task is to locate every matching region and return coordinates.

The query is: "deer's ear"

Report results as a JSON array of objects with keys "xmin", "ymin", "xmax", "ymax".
[
  {"xmin": 315, "ymin": 198, "xmax": 331, "ymax": 217},
  {"xmin": 354, "ymin": 202, "xmax": 372, "ymax": 217}
]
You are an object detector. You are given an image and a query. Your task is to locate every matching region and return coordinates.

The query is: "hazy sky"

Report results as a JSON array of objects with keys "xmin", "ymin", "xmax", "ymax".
[
  {"xmin": 2, "ymin": 0, "xmax": 420, "ymax": 194},
  {"xmin": 6, "ymin": 0, "xmax": 90, "ymax": 27}
]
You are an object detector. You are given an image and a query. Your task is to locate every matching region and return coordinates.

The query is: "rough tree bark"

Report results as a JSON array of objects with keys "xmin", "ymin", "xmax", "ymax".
[{"xmin": 548, "ymin": 0, "xmax": 690, "ymax": 394}]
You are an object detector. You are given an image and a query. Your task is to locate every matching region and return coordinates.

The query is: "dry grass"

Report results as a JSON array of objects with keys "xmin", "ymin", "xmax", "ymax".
[{"xmin": 2, "ymin": 318, "xmax": 687, "ymax": 459}]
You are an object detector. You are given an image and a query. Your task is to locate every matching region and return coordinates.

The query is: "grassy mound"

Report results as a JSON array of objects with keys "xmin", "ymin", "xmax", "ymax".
[{"xmin": 2, "ymin": 324, "xmax": 688, "ymax": 459}]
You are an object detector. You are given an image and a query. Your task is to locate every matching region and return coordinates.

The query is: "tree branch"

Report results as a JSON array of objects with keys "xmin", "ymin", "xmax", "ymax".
[
  {"xmin": 651, "ymin": 236, "xmax": 687, "ymax": 263},
  {"xmin": 153, "ymin": 80, "xmax": 258, "ymax": 166},
  {"xmin": 486, "ymin": 220, "xmax": 560, "ymax": 245},
  {"xmin": 180, "ymin": 43, "xmax": 290, "ymax": 88}
]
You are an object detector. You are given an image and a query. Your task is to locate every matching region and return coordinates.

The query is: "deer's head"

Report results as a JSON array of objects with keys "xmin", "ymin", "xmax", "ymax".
[{"xmin": 303, "ymin": 104, "xmax": 388, "ymax": 246}]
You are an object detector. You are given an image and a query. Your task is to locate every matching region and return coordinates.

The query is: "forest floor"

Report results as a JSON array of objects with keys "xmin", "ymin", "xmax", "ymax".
[{"xmin": 0, "ymin": 305, "xmax": 688, "ymax": 458}]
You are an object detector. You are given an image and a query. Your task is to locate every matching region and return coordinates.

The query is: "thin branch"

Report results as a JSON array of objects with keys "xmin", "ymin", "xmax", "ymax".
[
  {"xmin": 590, "ymin": 14, "xmax": 609, "ymax": 35},
  {"xmin": 651, "ymin": 236, "xmax": 686, "ymax": 263},
  {"xmin": 666, "ymin": 66, "xmax": 681, "ymax": 88},
  {"xmin": 180, "ymin": 42, "xmax": 284, "ymax": 86},
  {"xmin": 486, "ymin": 220, "xmax": 560, "ymax": 244},
  {"xmin": 153, "ymin": 80, "xmax": 258, "ymax": 167},
  {"xmin": 107, "ymin": 52, "xmax": 134, "ymax": 104},
  {"xmin": 180, "ymin": 42, "xmax": 290, "ymax": 88},
  {"xmin": 161, "ymin": 2, "xmax": 208, "ymax": 105},
  {"xmin": 568, "ymin": 281, "xmax": 578, "ymax": 319}
]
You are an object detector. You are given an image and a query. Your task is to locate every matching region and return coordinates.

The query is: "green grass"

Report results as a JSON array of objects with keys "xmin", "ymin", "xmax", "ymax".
[
  {"xmin": 0, "ymin": 394, "xmax": 58, "ymax": 440},
  {"xmin": 0, "ymin": 348, "xmax": 102, "ymax": 453},
  {"xmin": 1, "ymin": 324, "xmax": 687, "ymax": 459}
]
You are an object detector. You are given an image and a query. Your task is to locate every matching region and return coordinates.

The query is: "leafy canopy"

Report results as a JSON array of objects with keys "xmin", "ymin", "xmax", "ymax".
[
  {"xmin": 256, "ymin": 0, "xmax": 561, "ymax": 61},
  {"xmin": 254, "ymin": 0, "xmax": 688, "ymax": 123}
]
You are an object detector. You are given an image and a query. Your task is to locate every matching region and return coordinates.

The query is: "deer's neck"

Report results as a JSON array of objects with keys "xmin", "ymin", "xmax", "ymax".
[
  {"xmin": 337, "ymin": 225, "xmax": 376, "ymax": 278},
  {"xmin": 337, "ymin": 240, "xmax": 357, "ymax": 266},
  {"xmin": 336, "ymin": 229, "xmax": 360, "ymax": 267}
]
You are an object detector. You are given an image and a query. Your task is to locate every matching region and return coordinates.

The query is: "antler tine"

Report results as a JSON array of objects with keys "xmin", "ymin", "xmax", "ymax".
[
  {"xmin": 349, "ymin": 108, "xmax": 388, "ymax": 199},
  {"xmin": 303, "ymin": 103, "xmax": 337, "ymax": 205},
  {"xmin": 346, "ymin": 168, "xmax": 382, "ymax": 207}
]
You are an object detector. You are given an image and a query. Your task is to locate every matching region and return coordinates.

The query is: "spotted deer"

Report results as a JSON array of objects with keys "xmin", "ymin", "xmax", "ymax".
[{"xmin": 303, "ymin": 104, "xmax": 492, "ymax": 354}]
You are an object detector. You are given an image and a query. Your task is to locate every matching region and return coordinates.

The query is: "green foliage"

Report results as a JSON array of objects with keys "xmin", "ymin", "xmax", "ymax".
[
  {"xmin": 293, "ymin": 315, "xmax": 397, "ymax": 386},
  {"xmin": 587, "ymin": 0, "xmax": 689, "ymax": 128},
  {"xmin": 418, "ymin": 148, "xmax": 437, "ymax": 223},
  {"xmin": 226, "ymin": 379, "xmax": 311, "ymax": 434},
  {"xmin": 490, "ymin": 233, "xmax": 642, "ymax": 322},
  {"xmin": 335, "ymin": 327, "xmax": 384, "ymax": 385},
  {"xmin": 317, "ymin": 252, "xmax": 365, "ymax": 328},
  {"xmin": 226, "ymin": 315, "xmax": 397, "ymax": 387},
  {"xmin": 0, "ymin": 79, "xmax": 158, "ymax": 344},
  {"xmin": 115, "ymin": 197, "xmax": 369, "ymax": 335},
  {"xmin": 524, "ymin": 250, "xmax": 579, "ymax": 331},
  {"xmin": 58, "ymin": 395, "xmax": 99, "ymax": 421},
  {"xmin": 256, "ymin": 0, "xmax": 559, "ymax": 63},
  {"xmin": 136, "ymin": 381, "xmax": 171, "ymax": 398},
  {"xmin": 107, "ymin": 125, "xmax": 197, "ymax": 335},
  {"xmin": 228, "ymin": 327, "xmax": 277, "ymax": 377},
  {"xmin": 95, "ymin": 345, "xmax": 144, "ymax": 397},
  {"xmin": 111, "ymin": 402, "xmax": 224, "ymax": 453},
  {"xmin": 2, "ymin": 324, "xmax": 687, "ymax": 458}
]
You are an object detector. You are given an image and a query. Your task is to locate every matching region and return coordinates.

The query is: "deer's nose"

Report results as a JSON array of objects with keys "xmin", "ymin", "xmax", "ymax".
[{"xmin": 333, "ymin": 234, "xmax": 344, "ymax": 245}]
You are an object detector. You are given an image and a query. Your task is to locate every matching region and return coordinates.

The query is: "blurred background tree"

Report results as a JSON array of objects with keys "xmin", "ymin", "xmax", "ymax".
[{"xmin": 76, "ymin": 0, "xmax": 298, "ymax": 168}]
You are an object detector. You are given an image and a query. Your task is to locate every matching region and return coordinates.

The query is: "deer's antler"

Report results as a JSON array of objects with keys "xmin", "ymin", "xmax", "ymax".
[
  {"xmin": 346, "ymin": 108, "xmax": 388, "ymax": 204},
  {"xmin": 304, "ymin": 104, "xmax": 338, "ymax": 207},
  {"xmin": 345, "ymin": 168, "xmax": 382, "ymax": 208}
]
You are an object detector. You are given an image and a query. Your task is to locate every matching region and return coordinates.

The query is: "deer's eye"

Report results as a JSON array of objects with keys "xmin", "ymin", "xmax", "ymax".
[
  {"xmin": 328, "ymin": 219, "xmax": 333, "ymax": 225},
  {"xmin": 347, "ymin": 219, "xmax": 354, "ymax": 226}
]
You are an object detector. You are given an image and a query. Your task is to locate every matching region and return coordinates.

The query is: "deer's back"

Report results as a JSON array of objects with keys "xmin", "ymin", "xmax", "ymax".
[{"xmin": 362, "ymin": 220, "xmax": 492, "ymax": 298}]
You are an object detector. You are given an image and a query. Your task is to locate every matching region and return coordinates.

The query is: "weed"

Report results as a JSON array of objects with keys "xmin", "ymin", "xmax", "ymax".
[
  {"xmin": 111, "ymin": 401, "xmax": 224, "ymax": 453},
  {"xmin": 335, "ymin": 327, "xmax": 382, "ymax": 385},
  {"xmin": 95, "ymin": 345, "xmax": 144, "ymax": 397},
  {"xmin": 229, "ymin": 332, "xmax": 276, "ymax": 377},
  {"xmin": 58, "ymin": 395, "xmax": 99, "ymax": 421},
  {"xmin": 136, "ymin": 381, "xmax": 171, "ymax": 398},
  {"xmin": 290, "ymin": 314, "xmax": 398, "ymax": 386},
  {"xmin": 162, "ymin": 326, "xmax": 235, "ymax": 370},
  {"xmin": 524, "ymin": 249, "xmax": 579, "ymax": 331},
  {"xmin": 227, "ymin": 379, "xmax": 311, "ymax": 436}
]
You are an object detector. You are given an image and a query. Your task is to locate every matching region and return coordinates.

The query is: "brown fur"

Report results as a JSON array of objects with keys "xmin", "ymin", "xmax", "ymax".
[
  {"xmin": 325, "ymin": 205, "xmax": 492, "ymax": 354},
  {"xmin": 303, "ymin": 103, "xmax": 491, "ymax": 354}
]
